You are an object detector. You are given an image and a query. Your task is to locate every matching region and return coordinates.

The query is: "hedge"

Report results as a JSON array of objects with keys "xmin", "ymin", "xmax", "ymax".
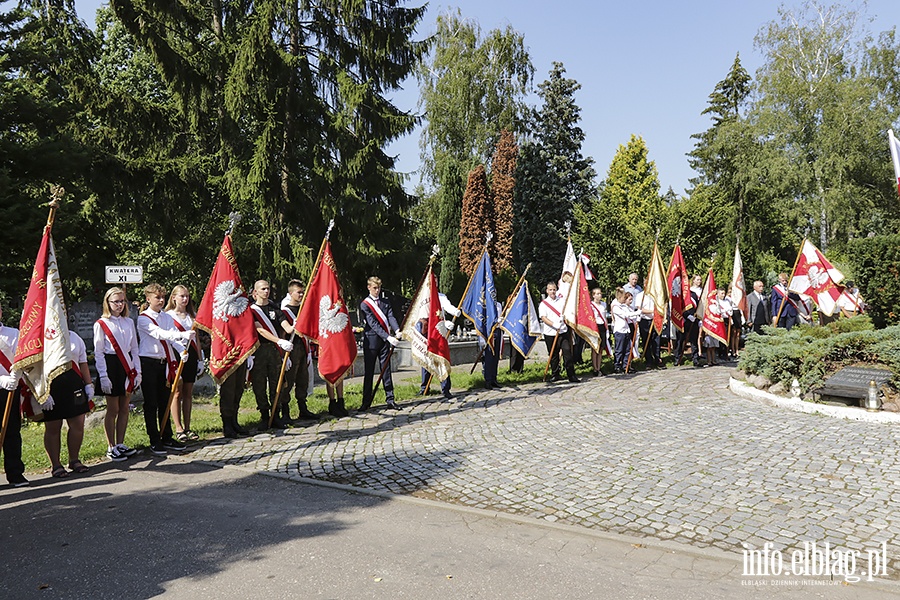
[{"xmin": 847, "ymin": 234, "xmax": 900, "ymax": 328}]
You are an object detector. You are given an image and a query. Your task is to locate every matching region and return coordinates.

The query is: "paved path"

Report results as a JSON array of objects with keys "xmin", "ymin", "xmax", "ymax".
[{"xmin": 190, "ymin": 364, "xmax": 900, "ymax": 581}]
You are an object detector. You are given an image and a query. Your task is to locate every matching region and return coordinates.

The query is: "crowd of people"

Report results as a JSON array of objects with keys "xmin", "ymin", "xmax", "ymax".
[{"xmin": 1, "ymin": 267, "xmax": 867, "ymax": 487}]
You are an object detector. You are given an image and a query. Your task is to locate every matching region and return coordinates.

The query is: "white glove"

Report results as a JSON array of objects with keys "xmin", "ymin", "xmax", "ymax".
[
  {"xmin": 197, "ymin": 360, "xmax": 206, "ymax": 377},
  {"xmin": 246, "ymin": 356, "xmax": 255, "ymax": 371},
  {"xmin": 449, "ymin": 306, "xmax": 462, "ymax": 318},
  {"xmin": 100, "ymin": 376, "xmax": 112, "ymax": 395},
  {"xmin": 387, "ymin": 335, "xmax": 399, "ymax": 347},
  {"xmin": 0, "ymin": 375, "xmax": 17, "ymax": 391},
  {"xmin": 286, "ymin": 357, "xmax": 292, "ymax": 371},
  {"xmin": 180, "ymin": 350, "xmax": 189, "ymax": 362},
  {"xmin": 40, "ymin": 395, "xmax": 55, "ymax": 411},
  {"xmin": 277, "ymin": 339, "xmax": 294, "ymax": 352},
  {"xmin": 181, "ymin": 330, "xmax": 196, "ymax": 342},
  {"xmin": 84, "ymin": 385, "xmax": 95, "ymax": 402},
  {"xmin": 555, "ymin": 319, "xmax": 565, "ymax": 330},
  {"xmin": 134, "ymin": 373, "xmax": 142, "ymax": 389},
  {"xmin": 442, "ymin": 320, "xmax": 455, "ymax": 331}
]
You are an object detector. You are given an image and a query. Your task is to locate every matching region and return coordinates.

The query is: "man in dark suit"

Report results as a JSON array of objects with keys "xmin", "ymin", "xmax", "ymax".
[
  {"xmin": 359, "ymin": 276, "xmax": 400, "ymax": 411},
  {"xmin": 770, "ymin": 272, "xmax": 800, "ymax": 330},
  {"xmin": 748, "ymin": 280, "xmax": 771, "ymax": 335}
]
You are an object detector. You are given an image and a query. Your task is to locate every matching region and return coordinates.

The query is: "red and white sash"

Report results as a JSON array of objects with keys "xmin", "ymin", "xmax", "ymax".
[
  {"xmin": 362, "ymin": 297, "xmax": 390, "ymax": 333},
  {"xmin": 251, "ymin": 304, "xmax": 285, "ymax": 355},
  {"xmin": 282, "ymin": 308, "xmax": 310, "ymax": 361},
  {"xmin": 171, "ymin": 317, "xmax": 201, "ymax": 356},
  {"xmin": 141, "ymin": 312, "xmax": 179, "ymax": 384},
  {"xmin": 591, "ymin": 302, "xmax": 607, "ymax": 326},
  {"xmin": 541, "ymin": 299, "xmax": 561, "ymax": 319},
  {"xmin": 97, "ymin": 318, "xmax": 138, "ymax": 392},
  {"xmin": 772, "ymin": 284, "xmax": 798, "ymax": 311}
]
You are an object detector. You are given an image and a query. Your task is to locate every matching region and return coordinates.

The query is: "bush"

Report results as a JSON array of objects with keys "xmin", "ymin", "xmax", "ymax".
[
  {"xmin": 739, "ymin": 318, "xmax": 900, "ymax": 393},
  {"xmin": 847, "ymin": 234, "xmax": 900, "ymax": 328}
]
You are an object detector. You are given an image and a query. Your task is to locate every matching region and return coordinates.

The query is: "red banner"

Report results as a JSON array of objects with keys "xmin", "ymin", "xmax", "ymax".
[
  {"xmin": 426, "ymin": 270, "xmax": 451, "ymax": 361},
  {"xmin": 294, "ymin": 241, "xmax": 356, "ymax": 384},
  {"xmin": 194, "ymin": 235, "xmax": 259, "ymax": 384},
  {"xmin": 666, "ymin": 245, "xmax": 693, "ymax": 332},
  {"xmin": 700, "ymin": 269, "xmax": 728, "ymax": 344}
]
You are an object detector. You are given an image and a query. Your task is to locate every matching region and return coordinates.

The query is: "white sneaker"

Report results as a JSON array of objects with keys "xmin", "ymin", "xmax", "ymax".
[
  {"xmin": 106, "ymin": 446, "xmax": 127, "ymax": 462},
  {"xmin": 116, "ymin": 443, "xmax": 137, "ymax": 457}
]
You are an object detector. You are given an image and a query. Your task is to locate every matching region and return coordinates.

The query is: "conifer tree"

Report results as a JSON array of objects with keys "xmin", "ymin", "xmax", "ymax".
[
  {"xmin": 490, "ymin": 129, "xmax": 517, "ymax": 274},
  {"xmin": 458, "ymin": 165, "xmax": 490, "ymax": 276}
]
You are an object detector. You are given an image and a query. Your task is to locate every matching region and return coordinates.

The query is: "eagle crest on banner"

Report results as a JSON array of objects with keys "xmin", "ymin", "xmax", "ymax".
[
  {"xmin": 671, "ymin": 276, "xmax": 682, "ymax": 297},
  {"xmin": 213, "ymin": 280, "xmax": 249, "ymax": 322},
  {"xmin": 318, "ymin": 295, "xmax": 349, "ymax": 339},
  {"xmin": 806, "ymin": 264, "xmax": 830, "ymax": 290}
]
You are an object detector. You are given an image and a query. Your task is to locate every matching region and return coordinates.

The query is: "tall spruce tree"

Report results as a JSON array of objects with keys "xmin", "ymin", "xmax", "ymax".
[
  {"xmin": 515, "ymin": 62, "xmax": 595, "ymax": 289},
  {"xmin": 110, "ymin": 0, "xmax": 427, "ymax": 289}
]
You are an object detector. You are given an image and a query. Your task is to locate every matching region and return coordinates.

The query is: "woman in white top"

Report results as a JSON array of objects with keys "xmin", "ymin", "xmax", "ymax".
[
  {"xmin": 717, "ymin": 288, "xmax": 733, "ymax": 361},
  {"xmin": 43, "ymin": 332, "xmax": 94, "ymax": 477},
  {"xmin": 93, "ymin": 287, "xmax": 141, "ymax": 462},
  {"xmin": 165, "ymin": 285, "xmax": 202, "ymax": 443},
  {"xmin": 610, "ymin": 288, "xmax": 641, "ymax": 374}
]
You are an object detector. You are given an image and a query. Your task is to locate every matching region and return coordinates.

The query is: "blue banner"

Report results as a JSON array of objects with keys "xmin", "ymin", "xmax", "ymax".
[
  {"xmin": 460, "ymin": 250, "xmax": 499, "ymax": 346},
  {"xmin": 499, "ymin": 283, "xmax": 541, "ymax": 357}
]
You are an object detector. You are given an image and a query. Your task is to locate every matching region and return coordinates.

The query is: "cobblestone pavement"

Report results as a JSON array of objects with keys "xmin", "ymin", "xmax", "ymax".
[{"xmin": 190, "ymin": 364, "xmax": 900, "ymax": 579}]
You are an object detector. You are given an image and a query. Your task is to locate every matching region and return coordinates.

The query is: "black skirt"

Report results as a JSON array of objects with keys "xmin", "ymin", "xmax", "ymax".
[
  {"xmin": 42, "ymin": 369, "xmax": 90, "ymax": 422},
  {"xmin": 95, "ymin": 353, "xmax": 130, "ymax": 396},
  {"xmin": 180, "ymin": 344, "xmax": 201, "ymax": 384}
]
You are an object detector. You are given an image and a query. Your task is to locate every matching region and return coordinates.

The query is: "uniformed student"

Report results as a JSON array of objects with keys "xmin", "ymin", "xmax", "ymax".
[
  {"xmin": 590, "ymin": 287, "xmax": 609, "ymax": 376},
  {"xmin": 610, "ymin": 288, "xmax": 641, "ymax": 374},
  {"xmin": 0, "ymin": 300, "xmax": 28, "ymax": 487},
  {"xmin": 635, "ymin": 284, "xmax": 661, "ymax": 369},
  {"xmin": 539, "ymin": 281, "xmax": 578, "ymax": 383},
  {"xmin": 249, "ymin": 280, "xmax": 294, "ymax": 427},
  {"xmin": 165, "ymin": 285, "xmax": 203, "ymax": 442},
  {"xmin": 280, "ymin": 279, "xmax": 316, "ymax": 421},
  {"xmin": 359, "ymin": 276, "xmax": 400, "ymax": 411}
]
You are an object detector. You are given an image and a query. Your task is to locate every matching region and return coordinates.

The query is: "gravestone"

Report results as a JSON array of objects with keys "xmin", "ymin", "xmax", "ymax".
[
  {"xmin": 68, "ymin": 300, "xmax": 101, "ymax": 342},
  {"xmin": 816, "ymin": 366, "xmax": 892, "ymax": 406}
]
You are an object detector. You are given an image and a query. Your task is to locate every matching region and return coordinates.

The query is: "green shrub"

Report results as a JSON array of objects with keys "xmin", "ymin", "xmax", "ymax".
[
  {"xmin": 739, "ymin": 319, "xmax": 900, "ymax": 393},
  {"xmin": 847, "ymin": 234, "xmax": 900, "ymax": 328}
]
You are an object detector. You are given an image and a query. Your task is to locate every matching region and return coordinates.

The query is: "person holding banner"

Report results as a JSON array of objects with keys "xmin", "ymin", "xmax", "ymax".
[
  {"xmin": 250, "ymin": 280, "xmax": 295, "ymax": 427},
  {"xmin": 94, "ymin": 287, "xmax": 142, "ymax": 462},
  {"xmin": 165, "ymin": 285, "xmax": 203, "ymax": 442},
  {"xmin": 281, "ymin": 279, "xmax": 315, "ymax": 421},
  {"xmin": 1, "ymin": 301, "xmax": 28, "ymax": 487},
  {"xmin": 42, "ymin": 332, "xmax": 93, "ymax": 477},
  {"xmin": 418, "ymin": 292, "xmax": 460, "ymax": 399},
  {"xmin": 359, "ymin": 276, "xmax": 400, "ymax": 411},
  {"xmin": 590, "ymin": 287, "xmax": 609, "ymax": 376},
  {"xmin": 635, "ymin": 286, "xmax": 661, "ymax": 369},
  {"xmin": 611, "ymin": 288, "xmax": 642, "ymax": 374},
  {"xmin": 138, "ymin": 283, "xmax": 193, "ymax": 454},
  {"xmin": 539, "ymin": 281, "xmax": 577, "ymax": 383},
  {"xmin": 771, "ymin": 273, "xmax": 800, "ymax": 330}
]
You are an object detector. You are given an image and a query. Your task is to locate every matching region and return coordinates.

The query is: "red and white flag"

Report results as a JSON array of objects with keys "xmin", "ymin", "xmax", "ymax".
[
  {"xmin": 194, "ymin": 234, "xmax": 259, "ymax": 384},
  {"xmin": 666, "ymin": 245, "xmax": 693, "ymax": 332},
  {"xmin": 889, "ymin": 129, "xmax": 900, "ymax": 197},
  {"xmin": 787, "ymin": 239, "xmax": 845, "ymax": 317},
  {"xmin": 400, "ymin": 266, "xmax": 451, "ymax": 382},
  {"xmin": 294, "ymin": 241, "xmax": 357, "ymax": 384},
  {"xmin": 12, "ymin": 222, "xmax": 75, "ymax": 405},
  {"xmin": 700, "ymin": 269, "xmax": 727, "ymax": 345},
  {"xmin": 563, "ymin": 260, "xmax": 601, "ymax": 353},
  {"xmin": 731, "ymin": 243, "xmax": 749, "ymax": 320}
]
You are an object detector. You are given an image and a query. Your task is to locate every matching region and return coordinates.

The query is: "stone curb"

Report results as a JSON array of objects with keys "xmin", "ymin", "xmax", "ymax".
[{"xmin": 729, "ymin": 377, "xmax": 900, "ymax": 424}]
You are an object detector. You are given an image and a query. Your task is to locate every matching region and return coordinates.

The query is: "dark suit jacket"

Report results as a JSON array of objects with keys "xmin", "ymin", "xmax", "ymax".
[
  {"xmin": 749, "ymin": 292, "xmax": 770, "ymax": 326},
  {"xmin": 359, "ymin": 296, "xmax": 399, "ymax": 340}
]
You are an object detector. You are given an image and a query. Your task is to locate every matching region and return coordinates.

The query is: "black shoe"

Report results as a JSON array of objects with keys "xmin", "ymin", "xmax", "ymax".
[
  {"xmin": 8, "ymin": 474, "xmax": 29, "ymax": 488},
  {"xmin": 384, "ymin": 400, "xmax": 401, "ymax": 410},
  {"xmin": 692, "ymin": 359, "xmax": 701, "ymax": 368},
  {"xmin": 490, "ymin": 382, "xmax": 502, "ymax": 389},
  {"xmin": 163, "ymin": 439, "xmax": 187, "ymax": 452},
  {"xmin": 551, "ymin": 374, "xmax": 564, "ymax": 382},
  {"xmin": 443, "ymin": 391, "xmax": 454, "ymax": 400},
  {"xmin": 150, "ymin": 444, "xmax": 167, "ymax": 456},
  {"xmin": 568, "ymin": 376, "xmax": 580, "ymax": 383},
  {"xmin": 232, "ymin": 417, "xmax": 249, "ymax": 436},
  {"xmin": 358, "ymin": 398, "xmax": 372, "ymax": 412},
  {"xmin": 297, "ymin": 403, "xmax": 318, "ymax": 420}
]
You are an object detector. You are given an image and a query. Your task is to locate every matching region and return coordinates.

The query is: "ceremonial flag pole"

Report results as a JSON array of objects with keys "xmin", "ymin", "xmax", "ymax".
[
  {"xmin": 774, "ymin": 238, "xmax": 805, "ymax": 327},
  {"xmin": 373, "ymin": 246, "xmax": 440, "ymax": 398}
]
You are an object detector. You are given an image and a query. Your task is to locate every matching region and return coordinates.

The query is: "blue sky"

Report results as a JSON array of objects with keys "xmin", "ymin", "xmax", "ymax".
[{"xmin": 72, "ymin": 0, "xmax": 900, "ymax": 195}]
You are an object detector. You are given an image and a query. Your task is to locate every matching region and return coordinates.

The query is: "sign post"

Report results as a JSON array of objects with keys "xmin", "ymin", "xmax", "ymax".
[{"xmin": 105, "ymin": 266, "xmax": 143, "ymax": 285}]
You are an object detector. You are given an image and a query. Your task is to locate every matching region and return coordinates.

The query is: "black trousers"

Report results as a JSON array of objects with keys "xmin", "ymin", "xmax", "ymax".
[
  {"xmin": 219, "ymin": 362, "xmax": 247, "ymax": 419},
  {"xmin": 2, "ymin": 390, "xmax": 24, "ymax": 481},
  {"xmin": 251, "ymin": 344, "xmax": 281, "ymax": 412},
  {"xmin": 639, "ymin": 320, "xmax": 660, "ymax": 367},
  {"xmin": 140, "ymin": 357, "xmax": 174, "ymax": 446},
  {"xmin": 544, "ymin": 332, "xmax": 575, "ymax": 378},
  {"xmin": 363, "ymin": 333, "xmax": 393, "ymax": 402},
  {"xmin": 281, "ymin": 342, "xmax": 310, "ymax": 407}
]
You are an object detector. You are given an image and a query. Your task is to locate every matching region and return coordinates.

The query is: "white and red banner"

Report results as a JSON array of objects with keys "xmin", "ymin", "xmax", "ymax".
[
  {"xmin": 667, "ymin": 245, "xmax": 693, "ymax": 332},
  {"xmin": 731, "ymin": 243, "xmax": 749, "ymax": 320},
  {"xmin": 787, "ymin": 239, "xmax": 845, "ymax": 317},
  {"xmin": 12, "ymin": 224, "xmax": 75, "ymax": 405},
  {"xmin": 194, "ymin": 234, "xmax": 259, "ymax": 384},
  {"xmin": 294, "ymin": 241, "xmax": 357, "ymax": 384},
  {"xmin": 700, "ymin": 269, "xmax": 728, "ymax": 345},
  {"xmin": 562, "ymin": 260, "xmax": 601, "ymax": 354},
  {"xmin": 401, "ymin": 266, "xmax": 452, "ymax": 382},
  {"xmin": 889, "ymin": 129, "xmax": 900, "ymax": 197}
]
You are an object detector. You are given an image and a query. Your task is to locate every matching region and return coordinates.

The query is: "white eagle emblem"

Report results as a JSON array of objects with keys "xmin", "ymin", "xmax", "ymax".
[
  {"xmin": 671, "ymin": 276, "xmax": 682, "ymax": 297},
  {"xmin": 318, "ymin": 295, "xmax": 348, "ymax": 338},
  {"xmin": 806, "ymin": 264, "xmax": 829, "ymax": 291},
  {"xmin": 213, "ymin": 280, "xmax": 249, "ymax": 322}
]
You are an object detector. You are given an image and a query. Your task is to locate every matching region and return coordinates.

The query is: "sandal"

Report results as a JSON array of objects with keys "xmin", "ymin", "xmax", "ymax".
[
  {"xmin": 68, "ymin": 461, "xmax": 90, "ymax": 474},
  {"xmin": 51, "ymin": 466, "xmax": 69, "ymax": 478},
  {"xmin": 185, "ymin": 430, "xmax": 200, "ymax": 442},
  {"xmin": 175, "ymin": 431, "xmax": 189, "ymax": 443}
]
